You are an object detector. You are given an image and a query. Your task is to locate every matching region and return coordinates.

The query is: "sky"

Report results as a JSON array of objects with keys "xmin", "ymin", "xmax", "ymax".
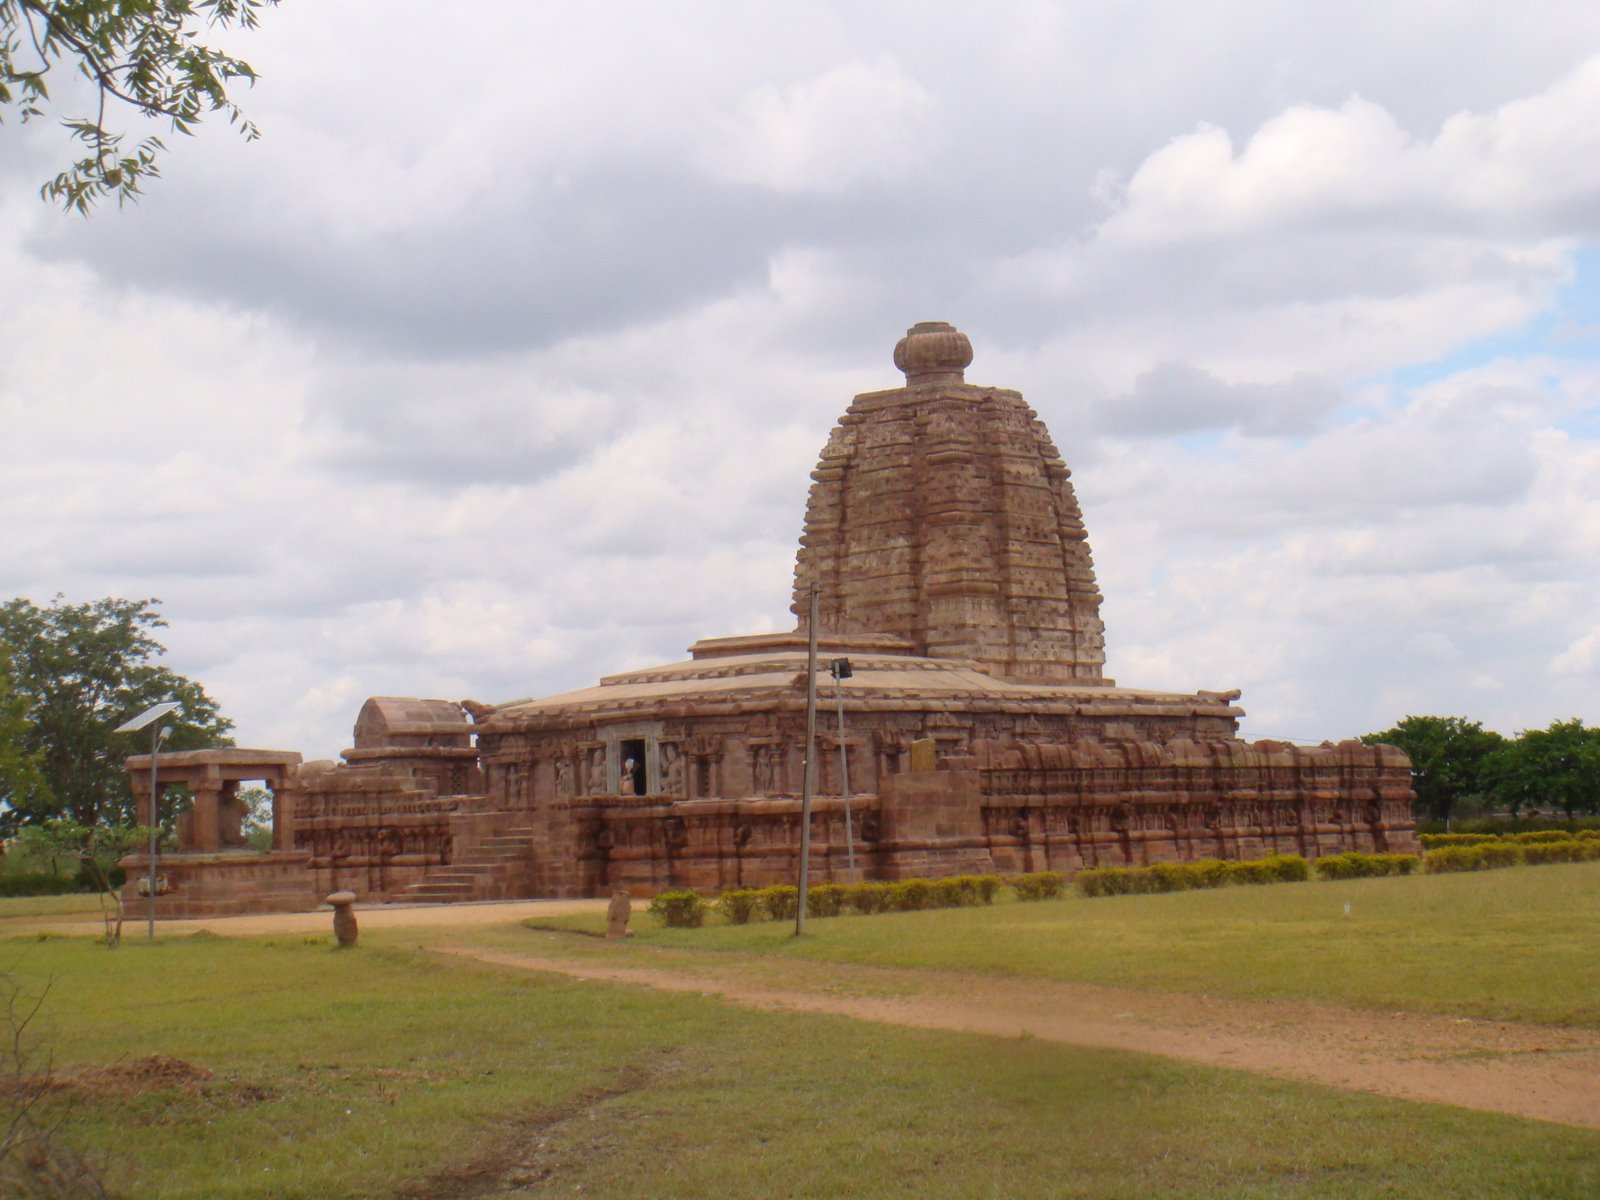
[{"xmin": 2, "ymin": 1, "xmax": 1598, "ymax": 760}]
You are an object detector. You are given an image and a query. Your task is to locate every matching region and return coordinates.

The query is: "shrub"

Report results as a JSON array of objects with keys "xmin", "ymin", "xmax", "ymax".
[
  {"xmin": 1315, "ymin": 852, "xmax": 1419, "ymax": 880},
  {"xmin": 887, "ymin": 878, "xmax": 934, "ymax": 911},
  {"xmin": 1224, "ymin": 859, "xmax": 1272, "ymax": 886},
  {"xmin": 756, "ymin": 885, "xmax": 798, "ymax": 921},
  {"xmin": 1479, "ymin": 842, "xmax": 1522, "ymax": 869},
  {"xmin": 715, "ymin": 888, "xmax": 761, "ymax": 925},
  {"xmin": 848, "ymin": 881, "xmax": 890, "ymax": 914},
  {"xmin": 1011, "ymin": 871, "xmax": 1065, "ymax": 901},
  {"xmin": 1424, "ymin": 845, "xmax": 1487, "ymax": 873},
  {"xmin": 1263, "ymin": 854, "xmax": 1310, "ymax": 883},
  {"xmin": 1509, "ymin": 830, "xmax": 1576, "ymax": 844},
  {"xmin": 1520, "ymin": 840, "xmax": 1591, "ymax": 865},
  {"xmin": 1144, "ymin": 862, "xmax": 1193, "ymax": 893},
  {"xmin": 971, "ymin": 874, "xmax": 1002, "ymax": 904},
  {"xmin": 1418, "ymin": 833, "xmax": 1499, "ymax": 849},
  {"xmin": 806, "ymin": 883, "xmax": 848, "ymax": 918},
  {"xmin": 646, "ymin": 890, "xmax": 706, "ymax": 928},
  {"xmin": 1190, "ymin": 859, "xmax": 1231, "ymax": 889},
  {"xmin": 931, "ymin": 877, "xmax": 967, "ymax": 908}
]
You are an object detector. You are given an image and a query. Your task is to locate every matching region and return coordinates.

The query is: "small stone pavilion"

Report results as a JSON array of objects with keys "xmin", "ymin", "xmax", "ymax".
[{"xmin": 123, "ymin": 321, "xmax": 1415, "ymax": 915}]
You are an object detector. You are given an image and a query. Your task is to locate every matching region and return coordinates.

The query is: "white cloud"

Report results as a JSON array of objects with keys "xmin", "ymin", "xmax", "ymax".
[
  {"xmin": 704, "ymin": 58, "xmax": 937, "ymax": 193},
  {"xmin": 3, "ymin": 2, "xmax": 1599, "ymax": 760}
]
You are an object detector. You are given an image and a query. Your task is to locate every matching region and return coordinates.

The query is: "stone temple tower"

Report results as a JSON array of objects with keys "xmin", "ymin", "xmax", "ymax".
[{"xmin": 793, "ymin": 321, "xmax": 1107, "ymax": 685}]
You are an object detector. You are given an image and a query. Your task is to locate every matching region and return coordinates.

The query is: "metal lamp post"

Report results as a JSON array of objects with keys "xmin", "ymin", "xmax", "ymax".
[
  {"xmin": 795, "ymin": 584, "xmax": 820, "ymax": 937},
  {"xmin": 830, "ymin": 657, "xmax": 857, "ymax": 883},
  {"xmin": 113, "ymin": 701, "xmax": 180, "ymax": 941}
]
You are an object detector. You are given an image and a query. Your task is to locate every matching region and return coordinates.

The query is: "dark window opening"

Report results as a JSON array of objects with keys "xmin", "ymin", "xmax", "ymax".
[{"xmin": 620, "ymin": 739, "xmax": 647, "ymax": 796}]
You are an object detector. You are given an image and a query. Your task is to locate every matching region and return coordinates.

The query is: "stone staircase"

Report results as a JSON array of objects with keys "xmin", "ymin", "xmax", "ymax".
[{"xmin": 395, "ymin": 825, "xmax": 539, "ymax": 903}]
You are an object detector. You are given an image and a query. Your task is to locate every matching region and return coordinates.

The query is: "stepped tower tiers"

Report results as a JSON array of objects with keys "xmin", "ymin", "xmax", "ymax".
[{"xmin": 793, "ymin": 321, "xmax": 1106, "ymax": 685}]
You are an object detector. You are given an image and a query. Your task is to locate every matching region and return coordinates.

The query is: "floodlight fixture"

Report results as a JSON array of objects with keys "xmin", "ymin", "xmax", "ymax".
[
  {"xmin": 114, "ymin": 701, "xmax": 181, "ymax": 735},
  {"xmin": 829, "ymin": 657, "xmax": 853, "ymax": 680}
]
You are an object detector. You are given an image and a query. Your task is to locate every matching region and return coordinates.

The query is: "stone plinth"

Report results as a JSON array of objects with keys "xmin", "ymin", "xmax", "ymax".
[{"xmin": 118, "ymin": 850, "xmax": 316, "ymax": 919}]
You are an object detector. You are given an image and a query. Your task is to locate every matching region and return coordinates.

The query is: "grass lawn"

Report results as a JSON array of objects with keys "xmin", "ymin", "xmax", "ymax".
[
  {"xmin": 528, "ymin": 861, "xmax": 1600, "ymax": 1026},
  {"xmin": 0, "ymin": 891, "xmax": 108, "ymax": 923},
  {"xmin": 2, "ymin": 932, "xmax": 1597, "ymax": 1199}
]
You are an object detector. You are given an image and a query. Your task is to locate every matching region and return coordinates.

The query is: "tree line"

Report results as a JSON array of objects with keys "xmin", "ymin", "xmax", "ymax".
[
  {"xmin": 1360, "ymin": 715, "xmax": 1600, "ymax": 826},
  {"xmin": 0, "ymin": 596, "xmax": 232, "ymax": 837}
]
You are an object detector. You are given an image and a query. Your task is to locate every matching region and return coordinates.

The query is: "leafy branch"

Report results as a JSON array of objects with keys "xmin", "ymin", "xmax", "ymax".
[{"xmin": 0, "ymin": 1, "xmax": 276, "ymax": 211}]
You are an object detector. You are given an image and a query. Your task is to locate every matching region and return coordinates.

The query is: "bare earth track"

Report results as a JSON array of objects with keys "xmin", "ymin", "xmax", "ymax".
[
  {"xmin": 435, "ymin": 942, "xmax": 1600, "ymax": 1132},
  {"xmin": 34, "ymin": 901, "xmax": 1597, "ymax": 1131}
]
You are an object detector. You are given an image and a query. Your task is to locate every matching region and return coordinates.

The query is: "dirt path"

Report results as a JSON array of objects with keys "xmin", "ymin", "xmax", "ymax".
[
  {"xmin": 10, "ymin": 898, "xmax": 613, "ymax": 939},
  {"xmin": 435, "ymin": 944, "xmax": 1600, "ymax": 1132}
]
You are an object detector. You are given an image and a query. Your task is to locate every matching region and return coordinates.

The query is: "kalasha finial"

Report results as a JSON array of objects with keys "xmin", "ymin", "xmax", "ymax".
[{"xmin": 893, "ymin": 321, "xmax": 973, "ymax": 385}]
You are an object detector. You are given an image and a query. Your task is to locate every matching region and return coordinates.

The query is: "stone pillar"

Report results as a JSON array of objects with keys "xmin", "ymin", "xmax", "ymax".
[
  {"xmin": 272, "ymin": 780, "xmax": 298, "ymax": 852},
  {"xmin": 189, "ymin": 783, "xmax": 223, "ymax": 852},
  {"xmin": 133, "ymin": 778, "xmax": 155, "ymax": 827}
]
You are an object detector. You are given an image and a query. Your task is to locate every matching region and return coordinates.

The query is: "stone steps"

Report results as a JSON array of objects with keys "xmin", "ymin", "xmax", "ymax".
[{"xmin": 395, "ymin": 826, "xmax": 538, "ymax": 903}]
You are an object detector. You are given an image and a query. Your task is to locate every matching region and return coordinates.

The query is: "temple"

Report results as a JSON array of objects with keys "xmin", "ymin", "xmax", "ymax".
[{"xmin": 122, "ymin": 321, "xmax": 1416, "ymax": 914}]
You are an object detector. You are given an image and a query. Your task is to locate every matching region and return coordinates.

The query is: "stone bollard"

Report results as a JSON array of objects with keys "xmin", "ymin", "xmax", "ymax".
[
  {"xmin": 327, "ymin": 891, "xmax": 359, "ymax": 949},
  {"xmin": 605, "ymin": 887, "xmax": 632, "ymax": 940}
]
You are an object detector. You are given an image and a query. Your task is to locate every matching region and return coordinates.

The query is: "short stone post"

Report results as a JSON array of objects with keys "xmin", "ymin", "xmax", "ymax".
[
  {"xmin": 327, "ymin": 891, "xmax": 358, "ymax": 948},
  {"xmin": 605, "ymin": 887, "xmax": 632, "ymax": 940}
]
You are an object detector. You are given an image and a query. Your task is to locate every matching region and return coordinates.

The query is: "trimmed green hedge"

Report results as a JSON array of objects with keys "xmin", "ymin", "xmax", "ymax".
[
  {"xmin": 1009, "ymin": 871, "xmax": 1065, "ymax": 901},
  {"xmin": 1424, "ymin": 839, "xmax": 1600, "ymax": 873},
  {"xmin": 714, "ymin": 888, "xmax": 761, "ymax": 925},
  {"xmin": 686, "ymin": 874, "xmax": 1016, "ymax": 927},
  {"xmin": 1418, "ymin": 833, "xmax": 1500, "ymax": 849},
  {"xmin": 1315, "ymin": 852, "xmax": 1420, "ymax": 880},
  {"xmin": 646, "ymin": 890, "xmax": 706, "ymax": 928},
  {"xmin": 1077, "ymin": 854, "xmax": 1309, "ymax": 898}
]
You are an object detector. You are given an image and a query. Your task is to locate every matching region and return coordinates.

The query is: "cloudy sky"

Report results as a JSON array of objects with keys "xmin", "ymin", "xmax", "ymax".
[{"xmin": 3, "ymin": 1, "xmax": 1598, "ymax": 759}]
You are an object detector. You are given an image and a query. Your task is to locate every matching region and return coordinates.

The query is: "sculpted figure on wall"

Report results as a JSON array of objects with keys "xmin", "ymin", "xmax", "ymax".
[{"xmin": 662, "ymin": 744, "xmax": 684, "ymax": 796}]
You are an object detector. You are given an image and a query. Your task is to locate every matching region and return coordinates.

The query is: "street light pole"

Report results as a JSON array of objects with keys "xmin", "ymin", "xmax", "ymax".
[
  {"xmin": 113, "ymin": 701, "xmax": 180, "ymax": 943},
  {"xmin": 831, "ymin": 657, "xmax": 857, "ymax": 883},
  {"xmin": 795, "ymin": 583, "xmax": 819, "ymax": 937},
  {"xmin": 145, "ymin": 721, "xmax": 170, "ymax": 942}
]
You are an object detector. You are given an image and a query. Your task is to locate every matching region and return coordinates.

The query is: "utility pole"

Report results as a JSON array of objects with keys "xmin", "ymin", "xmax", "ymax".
[
  {"xmin": 831, "ymin": 657, "xmax": 857, "ymax": 883},
  {"xmin": 795, "ymin": 583, "xmax": 819, "ymax": 937}
]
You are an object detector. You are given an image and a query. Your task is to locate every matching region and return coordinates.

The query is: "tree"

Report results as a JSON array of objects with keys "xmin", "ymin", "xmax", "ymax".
[
  {"xmin": 0, "ymin": 646, "xmax": 46, "ymax": 819},
  {"xmin": 1359, "ymin": 715, "xmax": 1505, "ymax": 825},
  {"xmin": 0, "ymin": 0, "xmax": 275, "ymax": 211},
  {"xmin": 1482, "ymin": 718, "xmax": 1600, "ymax": 821},
  {"xmin": 0, "ymin": 596, "xmax": 233, "ymax": 835}
]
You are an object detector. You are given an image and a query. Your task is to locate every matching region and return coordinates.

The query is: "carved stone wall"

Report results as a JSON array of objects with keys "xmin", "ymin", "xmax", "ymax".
[
  {"xmin": 953, "ymin": 737, "xmax": 1418, "ymax": 876},
  {"xmin": 293, "ymin": 761, "xmax": 462, "ymax": 900}
]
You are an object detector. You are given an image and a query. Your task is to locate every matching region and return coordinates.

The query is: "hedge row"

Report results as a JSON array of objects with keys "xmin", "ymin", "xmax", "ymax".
[
  {"xmin": 1419, "ymin": 829, "xmax": 1600, "ymax": 849},
  {"xmin": 1077, "ymin": 854, "xmax": 1309, "ymax": 897},
  {"xmin": 1423, "ymin": 816, "xmax": 1600, "ymax": 836},
  {"xmin": 650, "ymin": 872, "xmax": 1066, "ymax": 928},
  {"xmin": 713, "ymin": 874, "xmax": 1020, "ymax": 926},
  {"xmin": 0, "ymin": 865, "xmax": 126, "ymax": 897},
  {"xmin": 1424, "ymin": 839, "xmax": 1600, "ymax": 873},
  {"xmin": 1314, "ymin": 852, "xmax": 1419, "ymax": 879}
]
